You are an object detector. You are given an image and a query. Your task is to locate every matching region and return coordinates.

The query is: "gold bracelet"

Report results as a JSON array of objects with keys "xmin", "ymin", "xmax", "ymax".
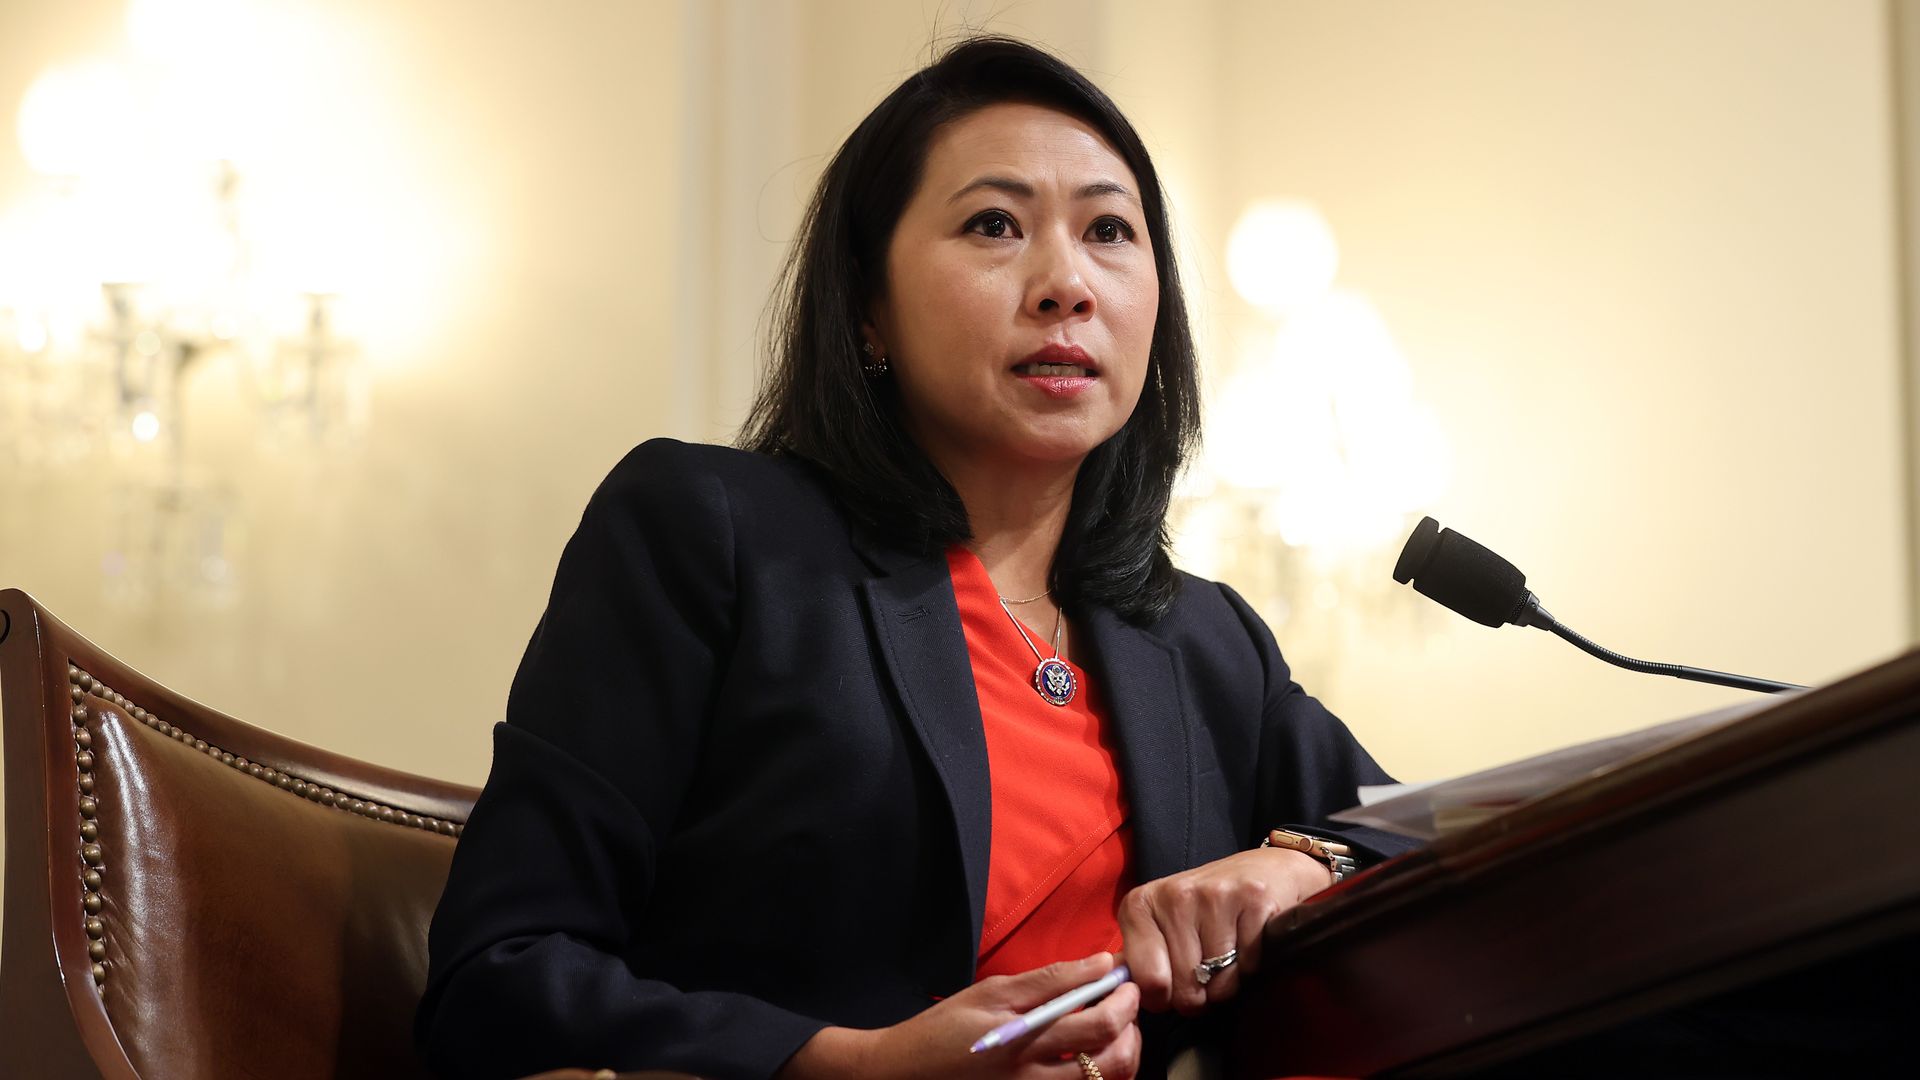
[{"xmin": 1261, "ymin": 828, "xmax": 1359, "ymax": 883}]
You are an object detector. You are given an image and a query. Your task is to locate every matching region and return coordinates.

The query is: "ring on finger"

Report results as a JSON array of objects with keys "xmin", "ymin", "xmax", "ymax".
[
  {"xmin": 1076, "ymin": 1051, "xmax": 1105, "ymax": 1080},
  {"xmin": 1194, "ymin": 947, "xmax": 1238, "ymax": 986}
]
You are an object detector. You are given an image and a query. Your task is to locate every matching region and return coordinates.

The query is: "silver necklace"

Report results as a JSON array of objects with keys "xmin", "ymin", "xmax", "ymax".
[{"xmin": 998, "ymin": 598, "xmax": 1077, "ymax": 707}]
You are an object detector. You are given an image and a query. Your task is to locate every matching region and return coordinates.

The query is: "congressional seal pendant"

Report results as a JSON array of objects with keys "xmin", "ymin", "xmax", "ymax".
[
  {"xmin": 1033, "ymin": 657, "xmax": 1077, "ymax": 707},
  {"xmin": 999, "ymin": 594, "xmax": 1077, "ymax": 708}
]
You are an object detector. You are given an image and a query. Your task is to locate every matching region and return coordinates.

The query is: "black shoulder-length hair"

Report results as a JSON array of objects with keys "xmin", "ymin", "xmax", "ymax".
[{"xmin": 737, "ymin": 35, "xmax": 1200, "ymax": 624}]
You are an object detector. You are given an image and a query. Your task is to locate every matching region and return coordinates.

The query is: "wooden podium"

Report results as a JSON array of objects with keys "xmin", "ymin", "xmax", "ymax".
[{"xmin": 1232, "ymin": 647, "xmax": 1920, "ymax": 1077}]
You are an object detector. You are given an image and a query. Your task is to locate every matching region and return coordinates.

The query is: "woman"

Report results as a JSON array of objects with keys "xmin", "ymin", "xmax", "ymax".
[{"xmin": 417, "ymin": 37, "xmax": 1412, "ymax": 1080}]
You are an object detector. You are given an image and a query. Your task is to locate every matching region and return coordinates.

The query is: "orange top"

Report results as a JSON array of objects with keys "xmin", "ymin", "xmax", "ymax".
[{"xmin": 947, "ymin": 546, "xmax": 1134, "ymax": 980}]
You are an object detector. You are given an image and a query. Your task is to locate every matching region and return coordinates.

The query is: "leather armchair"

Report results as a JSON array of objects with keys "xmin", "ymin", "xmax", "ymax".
[{"xmin": 1, "ymin": 588, "xmax": 480, "ymax": 1078}]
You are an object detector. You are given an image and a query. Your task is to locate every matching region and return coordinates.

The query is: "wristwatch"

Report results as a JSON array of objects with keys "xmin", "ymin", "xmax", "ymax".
[{"xmin": 1261, "ymin": 828, "xmax": 1359, "ymax": 884}]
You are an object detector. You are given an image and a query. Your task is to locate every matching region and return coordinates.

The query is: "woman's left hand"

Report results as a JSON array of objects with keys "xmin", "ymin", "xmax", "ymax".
[{"xmin": 1117, "ymin": 847, "xmax": 1333, "ymax": 1016}]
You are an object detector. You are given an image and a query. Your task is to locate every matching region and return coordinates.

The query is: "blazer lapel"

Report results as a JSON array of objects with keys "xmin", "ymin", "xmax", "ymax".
[
  {"xmin": 1080, "ymin": 607, "xmax": 1196, "ymax": 884},
  {"xmin": 848, "ymin": 522, "xmax": 1200, "ymax": 965},
  {"xmin": 853, "ymin": 532, "xmax": 993, "ymax": 966}
]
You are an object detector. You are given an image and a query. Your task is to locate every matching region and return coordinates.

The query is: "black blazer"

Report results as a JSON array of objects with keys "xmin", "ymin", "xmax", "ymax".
[{"xmin": 416, "ymin": 439, "xmax": 1414, "ymax": 1080}]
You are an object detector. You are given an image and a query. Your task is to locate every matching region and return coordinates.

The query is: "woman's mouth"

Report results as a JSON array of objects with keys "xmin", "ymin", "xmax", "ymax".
[
  {"xmin": 1011, "ymin": 343, "xmax": 1100, "ymax": 380},
  {"xmin": 1011, "ymin": 346, "xmax": 1100, "ymax": 399},
  {"xmin": 1013, "ymin": 362, "xmax": 1095, "ymax": 377}
]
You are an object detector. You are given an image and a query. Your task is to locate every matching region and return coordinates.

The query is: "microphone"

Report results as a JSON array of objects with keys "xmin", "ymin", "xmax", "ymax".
[{"xmin": 1392, "ymin": 516, "xmax": 1803, "ymax": 694}]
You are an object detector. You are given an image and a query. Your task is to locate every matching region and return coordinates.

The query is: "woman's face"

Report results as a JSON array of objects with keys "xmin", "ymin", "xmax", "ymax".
[{"xmin": 869, "ymin": 102, "xmax": 1158, "ymax": 475}]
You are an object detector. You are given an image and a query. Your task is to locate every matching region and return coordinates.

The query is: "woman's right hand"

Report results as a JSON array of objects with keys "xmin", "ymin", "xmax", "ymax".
[{"xmin": 778, "ymin": 952, "xmax": 1140, "ymax": 1079}]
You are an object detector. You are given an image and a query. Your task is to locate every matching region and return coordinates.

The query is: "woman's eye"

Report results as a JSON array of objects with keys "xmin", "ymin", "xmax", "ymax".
[
  {"xmin": 1089, "ymin": 217, "xmax": 1136, "ymax": 244},
  {"xmin": 966, "ymin": 210, "xmax": 1019, "ymax": 239}
]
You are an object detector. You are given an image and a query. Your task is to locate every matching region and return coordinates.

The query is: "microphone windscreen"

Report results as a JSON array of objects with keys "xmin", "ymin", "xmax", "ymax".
[
  {"xmin": 1393, "ymin": 516, "xmax": 1440, "ymax": 585},
  {"xmin": 1393, "ymin": 517, "xmax": 1531, "ymax": 628}
]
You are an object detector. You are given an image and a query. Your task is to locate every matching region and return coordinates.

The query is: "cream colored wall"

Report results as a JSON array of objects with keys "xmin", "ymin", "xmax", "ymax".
[
  {"xmin": 1, "ymin": 2, "xmax": 1915, "ymax": 939},
  {"xmin": 1181, "ymin": 0, "xmax": 1913, "ymax": 776}
]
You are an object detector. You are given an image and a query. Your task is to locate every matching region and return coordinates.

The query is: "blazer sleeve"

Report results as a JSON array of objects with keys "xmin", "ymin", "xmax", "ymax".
[
  {"xmin": 415, "ymin": 441, "xmax": 829, "ymax": 1080},
  {"xmin": 1218, "ymin": 583, "xmax": 1424, "ymax": 867}
]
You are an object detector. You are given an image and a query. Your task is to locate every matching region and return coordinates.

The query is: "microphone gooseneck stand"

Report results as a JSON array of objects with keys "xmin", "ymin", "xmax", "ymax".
[
  {"xmin": 1393, "ymin": 515, "xmax": 1805, "ymax": 695},
  {"xmin": 1508, "ymin": 592, "xmax": 1802, "ymax": 694}
]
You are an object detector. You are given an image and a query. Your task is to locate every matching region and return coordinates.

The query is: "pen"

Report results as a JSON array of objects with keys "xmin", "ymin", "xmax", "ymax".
[{"xmin": 967, "ymin": 963, "xmax": 1132, "ymax": 1053}]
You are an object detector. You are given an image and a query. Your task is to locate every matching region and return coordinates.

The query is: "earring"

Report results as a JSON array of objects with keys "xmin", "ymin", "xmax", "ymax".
[{"xmin": 861, "ymin": 341, "xmax": 890, "ymax": 378}]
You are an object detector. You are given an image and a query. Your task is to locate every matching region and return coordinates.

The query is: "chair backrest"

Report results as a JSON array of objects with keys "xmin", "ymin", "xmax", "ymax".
[{"xmin": 1, "ymin": 588, "xmax": 481, "ymax": 1078}]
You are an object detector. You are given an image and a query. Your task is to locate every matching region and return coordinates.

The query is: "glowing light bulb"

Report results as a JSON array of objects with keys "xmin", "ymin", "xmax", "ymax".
[
  {"xmin": 1227, "ymin": 201, "xmax": 1340, "ymax": 313},
  {"xmin": 16, "ymin": 62, "xmax": 139, "ymax": 178},
  {"xmin": 131, "ymin": 410, "xmax": 162, "ymax": 442}
]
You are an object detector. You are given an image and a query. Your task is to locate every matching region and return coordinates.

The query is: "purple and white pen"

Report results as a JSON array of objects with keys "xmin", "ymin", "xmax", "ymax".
[{"xmin": 967, "ymin": 964, "xmax": 1132, "ymax": 1054}]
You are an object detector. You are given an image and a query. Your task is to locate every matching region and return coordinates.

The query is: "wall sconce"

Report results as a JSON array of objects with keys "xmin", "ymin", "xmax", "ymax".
[
  {"xmin": 1175, "ymin": 200, "xmax": 1453, "ymax": 687},
  {"xmin": 0, "ymin": 16, "xmax": 366, "ymax": 605}
]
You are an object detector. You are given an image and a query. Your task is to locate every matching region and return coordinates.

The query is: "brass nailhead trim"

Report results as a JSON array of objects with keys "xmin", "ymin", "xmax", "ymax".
[{"xmin": 65, "ymin": 663, "xmax": 466, "ymax": 992}]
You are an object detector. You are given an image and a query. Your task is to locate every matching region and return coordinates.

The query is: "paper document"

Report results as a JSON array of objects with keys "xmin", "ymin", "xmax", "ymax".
[{"xmin": 1331, "ymin": 694, "xmax": 1793, "ymax": 840}]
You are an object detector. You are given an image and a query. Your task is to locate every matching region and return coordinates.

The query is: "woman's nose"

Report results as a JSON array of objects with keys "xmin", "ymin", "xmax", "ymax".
[{"xmin": 1029, "ymin": 236, "xmax": 1095, "ymax": 318}]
